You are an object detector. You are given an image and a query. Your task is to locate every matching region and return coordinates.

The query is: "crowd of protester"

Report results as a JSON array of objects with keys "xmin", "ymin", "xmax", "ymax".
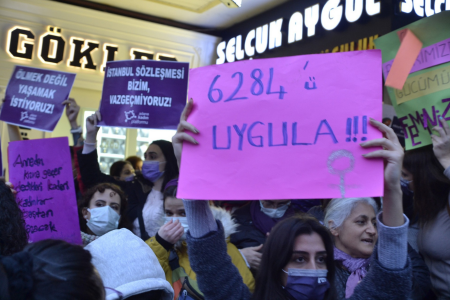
[{"xmin": 0, "ymin": 98, "xmax": 449, "ymax": 300}]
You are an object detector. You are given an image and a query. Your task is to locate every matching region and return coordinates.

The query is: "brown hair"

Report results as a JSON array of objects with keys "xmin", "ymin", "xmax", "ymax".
[
  {"xmin": 404, "ymin": 145, "xmax": 450, "ymax": 224},
  {"xmin": 78, "ymin": 183, "xmax": 133, "ymax": 233}
]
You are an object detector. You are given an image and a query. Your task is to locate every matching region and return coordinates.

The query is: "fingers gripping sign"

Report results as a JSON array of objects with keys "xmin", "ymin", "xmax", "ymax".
[
  {"xmin": 172, "ymin": 99, "xmax": 199, "ymax": 168},
  {"xmin": 432, "ymin": 117, "xmax": 450, "ymax": 169}
]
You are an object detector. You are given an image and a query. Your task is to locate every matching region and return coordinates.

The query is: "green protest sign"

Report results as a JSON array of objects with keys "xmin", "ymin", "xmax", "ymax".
[{"xmin": 375, "ymin": 11, "xmax": 450, "ymax": 150}]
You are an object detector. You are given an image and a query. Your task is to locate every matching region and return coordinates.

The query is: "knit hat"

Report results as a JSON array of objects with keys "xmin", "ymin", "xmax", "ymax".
[{"xmin": 85, "ymin": 229, "xmax": 174, "ymax": 300}]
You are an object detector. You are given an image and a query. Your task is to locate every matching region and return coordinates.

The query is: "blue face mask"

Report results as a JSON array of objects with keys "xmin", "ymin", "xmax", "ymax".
[
  {"xmin": 282, "ymin": 269, "xmax": 329, "ymax": 300},
  {"xmin": 141, "ymin": 161, "xmax": 165, "ymax": 182},
  {"xmin": 124, "ymin": 174, "xmax": 135, "ymax": 182}
]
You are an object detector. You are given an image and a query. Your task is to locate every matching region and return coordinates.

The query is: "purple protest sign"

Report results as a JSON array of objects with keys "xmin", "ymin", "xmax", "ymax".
[
  {"xmin": 98, "ymin": 60, "xmax": 189, "ymax": 129},
  {"xmin": 0, "ymin": 66, "xmax": 76, "ymax": 132},
  {"xmin": 383, "ymin": 37, "xmax": 450, "ymax": 78},
  {"xmin": 8, "ymin": 137, "xmax": 82, "ymax": 245}
]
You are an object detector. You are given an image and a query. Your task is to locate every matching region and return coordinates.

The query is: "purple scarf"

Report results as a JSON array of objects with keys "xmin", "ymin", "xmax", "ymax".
[
  {"xmin": 250, "ymin": 201, "xmax": 295, "ymax": 235},
  {"xmin": 334, "ymin": 247, "xmax": 370, "ymax": 298}
]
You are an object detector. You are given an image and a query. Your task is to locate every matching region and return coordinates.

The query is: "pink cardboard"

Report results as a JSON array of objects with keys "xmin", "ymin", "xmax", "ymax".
[
  {"xmin": 385, "ymin": 29, "xmax": 423, "ymax": 90},
  {"xmin": 178, "ymin": 51, "xmax": 384, "ymax": 200},
  {"xmin": 8, "ymin": 137, "xmax": 82, "ymax": 244}
]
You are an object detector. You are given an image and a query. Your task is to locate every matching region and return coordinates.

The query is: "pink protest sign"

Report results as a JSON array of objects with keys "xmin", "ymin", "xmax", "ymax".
[
  {"xmin": 177, "ymin": 51, "xmax": 384, "ymax": 200},
  {"xmin": 8, "ymin": 137, "xmax": 82, "ymax": 244}
]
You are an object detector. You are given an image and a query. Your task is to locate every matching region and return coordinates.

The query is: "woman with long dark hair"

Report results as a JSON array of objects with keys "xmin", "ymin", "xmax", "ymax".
[
  {"xmin": 78, "ymin": 111, "xmax": 179, "ymax": 240},
  {"xmin": 402, "ymin": 118, "xmax": 450, "ymax": 299},
  {"xmin": 0, "ymin": 181, "xmax": 28, "ymax": 256},
  {"xmin": 169, "ymin": 100, "xmax": 412, "ymax": 300}
]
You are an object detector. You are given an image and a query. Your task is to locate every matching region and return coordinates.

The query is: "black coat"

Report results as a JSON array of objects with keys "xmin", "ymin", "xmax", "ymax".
[
  {"xmin": 230, "ymin": 203, "xmax": 267, "ymax": 249},
  {"xmin": 77, "ymin": 149, "xmax": 152, "ymax": 240}
]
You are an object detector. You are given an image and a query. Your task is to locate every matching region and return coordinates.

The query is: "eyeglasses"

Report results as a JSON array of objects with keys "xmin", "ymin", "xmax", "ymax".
[{"xmin": 105, "ymin": 287, "xmax": 124, "ymax": 300}]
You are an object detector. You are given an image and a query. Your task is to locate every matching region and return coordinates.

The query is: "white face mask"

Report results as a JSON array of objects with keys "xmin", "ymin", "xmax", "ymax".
[
  {"xmin": 260, "ymin": 201, "xmax": 291, "ymax": 219},
  {"xmin": 164, "ymin": 217, "xmax": 189, "ymax": 239},
  {"xmin": 86, "ymin": 206, "xmax": 120, "ymax": 236}
]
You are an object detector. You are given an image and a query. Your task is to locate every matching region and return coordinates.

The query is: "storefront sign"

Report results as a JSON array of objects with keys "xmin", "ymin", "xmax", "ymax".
[
  {"xmin": 0, "ymin": 66, "xmax": 76, "ymax": 131},
  {"xmin": 216, "ymin": 0, "xmax": 382, "ymax": 64},
  {"xmin": 98, "ymin": 60, "xmax": 189, "ymax": 129},
  {"xmin": 179, "ymin": 50, "xmax": 383, "ymax": 200},
  {"xmin": 400, "ymin": 0, "xmax": 449, "ymax": 17},
  {"xmin": 6, "ymin": 25, "xmax": 178, "ymax": 72},
  {"xmin": 9, "ymin": 137, "xmax": 82, "ymax": 244}
]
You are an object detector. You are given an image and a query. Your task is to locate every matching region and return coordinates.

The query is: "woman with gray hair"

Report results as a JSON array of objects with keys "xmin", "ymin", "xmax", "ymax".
[{"xmin": 325, "ymin": 197, "xmax": 434, "ymax": 300}]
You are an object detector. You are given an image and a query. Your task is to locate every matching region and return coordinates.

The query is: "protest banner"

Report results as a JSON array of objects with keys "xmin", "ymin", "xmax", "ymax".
[
  {"xmin": 178, "ymin": 51, "xmax": 383, "ymax": 200},
  {"xmin": 0, "ymin": 66, "xmax": 76, "ymax": 132},
  {"xmin": 8, "ymin": 137, "xmax": 82, "ymax": 244},
  {"xmin": 375, "ymin": 11, "xmax": 450, "ymax": 150},
  {"xmin": 98, "ymin": 60, "xmax": 189, "ymax": 129}
]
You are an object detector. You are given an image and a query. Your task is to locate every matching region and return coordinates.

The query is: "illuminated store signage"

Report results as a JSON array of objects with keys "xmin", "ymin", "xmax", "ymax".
[
  {"xmin": 7, "ymin": 26, "xmax": 177, "ymax": 72},
  {"xmin": 400, "ymin": 0, "xmax": 449, "ymax": 17},
  {"xmin": 216, "ymin": 0, "xmax": 381, "ymax": 64}
]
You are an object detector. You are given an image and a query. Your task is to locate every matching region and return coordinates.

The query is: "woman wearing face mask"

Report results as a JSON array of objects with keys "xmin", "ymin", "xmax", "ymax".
[
  {"xmin": 146, "ymin": 179, "xmax": 254, "ymax": 300},
  {"xmin": 110, "ymin": 160, "xmax": 135, "ymax": 181},
  {"xmin": 169, "ymin": 100, "xmax": 413, "ymax": 300},
  {"xmin": 78, "ymin": 111, "xmax": 179, "ymax": 240},
  {"xmin": 231, "ymin": 199, "xmax": 301, "ymax": 272},
  {"xmin": 324, "ymin": 197, "xmax": 433, "ymax": 300},
  {"xmin": 79, "ymin": 182, "xmax": 133, "ymax": 246}
]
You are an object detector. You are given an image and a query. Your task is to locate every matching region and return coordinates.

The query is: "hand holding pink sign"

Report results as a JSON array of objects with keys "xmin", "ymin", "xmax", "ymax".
[{"xmin": 177, "ymin": 51, "xmax": 384, "ymax": 200}]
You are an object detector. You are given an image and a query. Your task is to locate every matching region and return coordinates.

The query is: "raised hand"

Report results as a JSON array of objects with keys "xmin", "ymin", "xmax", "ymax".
[
  {"xmin": 172, "ymin": 99, "xmax": 199, "ymax": 168},
  {"xmin": 158, "ymin": 219, "xmax": 184, "ymax": 245},
  {"xmin": 62, "ymin": 98, "xmax": 80, "ymax": 129},
  {"xmin": 432, "ymin": 117, "xmax": 450, "ymax": 170},
  {"xmin": 360, "ymin": 118, "xmax": 404, "ymax": 227},
  {"xmin": 85, "ymin": 111, "xmax": 101, "ymax": 144}
]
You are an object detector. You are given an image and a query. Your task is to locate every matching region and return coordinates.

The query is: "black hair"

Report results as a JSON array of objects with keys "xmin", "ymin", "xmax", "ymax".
[
  {"xmin": 109, "ymin": 160, "xmax": 132, "ymax": 178},
  {"xmin": 403, "ymin": 145, "xmax": 450, "ymax": 224},
  {"xmin": 78, "ymin": 183, "xmax": 133, "ymax": 234},
  {"xmin": 0, "ymin": 239, "xmax": 103, "ymax": 300},
  {"xmin": 252, "ymin": 215, "xmax": 336, "ymax": 300},
  {"xmin": 126, "ymin": 156, "xmax": 143, "ymax": 170},
  {"xmin": 150, "ymin": 140, "xmax": 179, "ymax": 192},
  {"xmin": 0, "ymin": 181, "xmax": 28, "ymax": 256},
  {"xmin": 127, "ymin": 290, "xmax": 165, "ymax": 299}
]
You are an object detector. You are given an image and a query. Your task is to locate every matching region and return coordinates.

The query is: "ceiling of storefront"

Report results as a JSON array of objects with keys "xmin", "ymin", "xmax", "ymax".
[{"xmin": 87, "ymin": 0, "xmax": 289, "ymax": 29}]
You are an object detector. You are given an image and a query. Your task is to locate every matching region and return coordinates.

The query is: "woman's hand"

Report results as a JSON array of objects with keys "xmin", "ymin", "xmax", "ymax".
[
  {"xmin": 172, "ymin": 99, "xmax": 199, "ymax": 168},
  {"xmin": 158, "ymin": 219, "xmax": 184, "ymax": 244},
  {"xmin": 361, "ymin": 118, "xmax": 404, "ymax": 227},
  {"xmin": 240, "ymin": 245, "xmax": 263, "ymax": 270},
  {"xmin": 85, "ymin": 111, "xmax": 101, "ymax": 144},
  {"xmin": 62, "ymin": 98, "xmax": 80, "ymax": 129},
  {"xmin": 432, "ymin": 117, "xmax": 450, "ymax": 170}
]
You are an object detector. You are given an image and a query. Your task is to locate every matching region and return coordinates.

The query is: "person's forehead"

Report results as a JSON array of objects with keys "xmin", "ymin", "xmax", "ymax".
[
  {"xmin": 293, "ymin": 232, "xmax": 326, "ymax": 252},
  {"xmin": 146, "ymin": 144, "xmax": 162, "ymax": 154},
  {"xmin": 349, "ymin": 202, "xmax": 376, "ymax": 217},
  {"xmin": 92, "ymin": 189, "xmax": 121, "ymax": 202}
]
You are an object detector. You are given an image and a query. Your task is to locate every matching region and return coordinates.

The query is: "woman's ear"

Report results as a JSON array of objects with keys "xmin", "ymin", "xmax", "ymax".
[
  {"xmin": 113, "ymin": 176, "xmax": 120, "ymax": 181},
  {"xmin": 82, "ymin": 207, "xmax": 90, "ymax": 220},
  {"xmin": 328, "ymin": 220, "xmax": 339, "ymax": 237}
]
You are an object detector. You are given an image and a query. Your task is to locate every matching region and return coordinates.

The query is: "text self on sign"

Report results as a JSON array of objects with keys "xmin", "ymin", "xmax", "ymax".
[
  {"xmin": 8, "ymin": 137, "xmax": 82, "ymax": 244},
  {"xmin": 178, "ymin": 51, "xmax": 384, "ymax": 200}
]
